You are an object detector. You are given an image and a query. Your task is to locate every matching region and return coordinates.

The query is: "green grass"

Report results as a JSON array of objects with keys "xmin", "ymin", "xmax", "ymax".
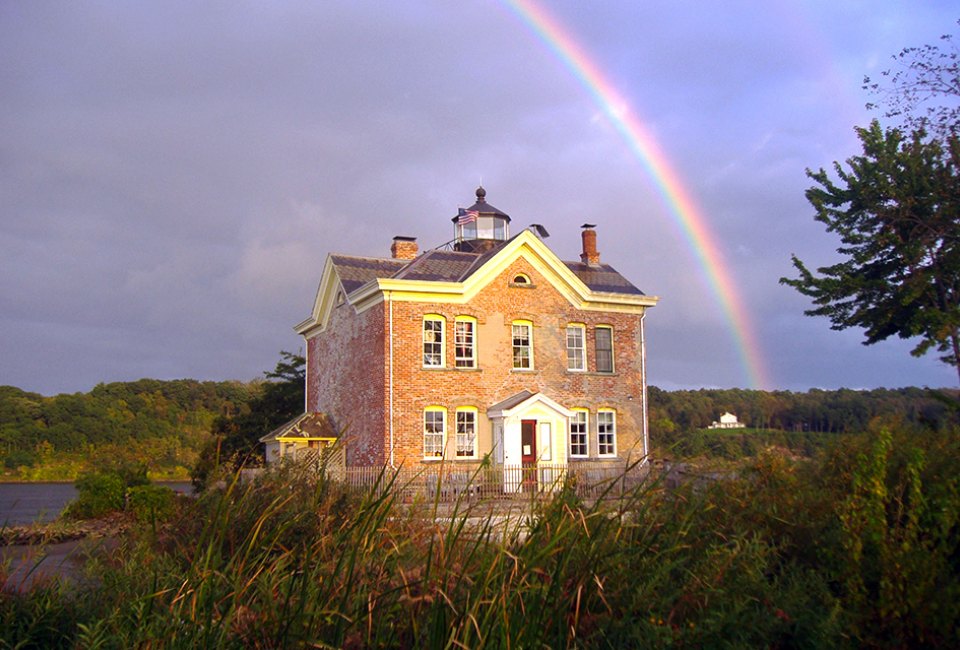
[{"xmin": 3, "ymin": 426, "xmax": 959, "ymax": 648}]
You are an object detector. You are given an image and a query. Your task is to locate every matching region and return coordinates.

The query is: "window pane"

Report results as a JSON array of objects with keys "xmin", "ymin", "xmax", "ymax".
[
  {"xmin": 570, "ymin": 411, "xmax": 588, "ymax": 457},
  {"xmin": 424, "ymin": 410, "xmax": 445, "ymax": 457},
  {"xmin": 512, "ymin": 324, "xmax": 532, "ymax": 369},
  {"xmin": 455, "ymin": 320, "xmax": 475, "ymax": 368},
  {"xmin": 456, "ymin": 410, "xmax": 476, "ymax": 457},
  {"xmin": 477, "ymin": 217, "xmax": 494, "ymax": 239},
  {"xmin": 598, "ymin": 411, "xmax": 615, "ymax": 456},
  {"xmin": 595, "ymin": 327, "xmax": 613, "ymax": 373},
  {"xmin": 423, "ymin": 319, "xmax": 444, "ymax": 367},
  {"xmin": 566, "ymin": 326, "xmax": 585, "ymax": 371}
]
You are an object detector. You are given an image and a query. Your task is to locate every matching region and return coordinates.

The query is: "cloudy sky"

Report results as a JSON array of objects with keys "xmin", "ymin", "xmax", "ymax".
[{"xmin": 2, "ymin": 1, "xmax": 957, "ymax": 396}]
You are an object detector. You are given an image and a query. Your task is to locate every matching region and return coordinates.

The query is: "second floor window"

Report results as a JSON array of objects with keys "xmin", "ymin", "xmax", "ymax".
[
  {"xmin": 423, "ymin": 316, "xmax": 445, "ymax": 367},
  {"xmin": 566, "ymin": 325, "xmax": 586, "ymax": 371},
  {"xmin": 455, "ymin": 318, "xmax": 476, "ymax": 368},
  {"xmin": 595, "ymin": 326, "xmax": 614, "ymax": 373},
  {"xmin": 512, "ymin": 321, "xmax": 532, "ymax": 369}
]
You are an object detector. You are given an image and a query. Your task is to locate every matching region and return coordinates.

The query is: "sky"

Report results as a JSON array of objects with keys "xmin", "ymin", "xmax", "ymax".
[{"xmin": 2, "ymin": 1, "xmax": 958, "ymax": 396}]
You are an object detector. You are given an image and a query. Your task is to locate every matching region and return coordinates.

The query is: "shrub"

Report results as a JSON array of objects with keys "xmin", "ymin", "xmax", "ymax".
[
  {"xmin": 64, "ymin": 472, "xmax": 125, "ymax": 519},
  {"xmin": 126, "ymin": 484, "xmax": 175, "ymax": 522},
  {"xmin": 63, "ymin": 462, "xmax": 152, "ymax": 519},
  {"xmin": 2, "ymin": 448, "xmax": 36, "ymax": 469}
]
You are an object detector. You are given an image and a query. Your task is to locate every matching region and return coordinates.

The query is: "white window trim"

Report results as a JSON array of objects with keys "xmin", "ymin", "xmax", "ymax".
[
  {"xmin": 595, "ymin": 325, "xmax": 615, "ymax": 374},
  {"xmin": 423, "ymin": 407, "xmax": 447, "ymax": 459},
  {"xmin": 423, "ymin": 315, "xmax": 446, "ymax": 368},
  {"xmin": 569, "ymin": 408, "xmax": 589, "ymax": 458},
  {"xmin": 597, "ymin": 409, "xmax": 617, "ymax": 457},
  {"xmin": 512, "ymin": 320, "xmax": 534, "ymax": 370},
  {"xmin": 539, "ymin": 422, "xmax": 552, "ymax": 461},
  {"xmin": 455, "ymin": 407, "xmax": 478, "ymax": 459},
  {"xmin": 566, "ymin": 324, "xmax": 586, "ymax": 372},
  {"xmin": 454, "ymin": 316, "xmax": 477, "ymax": 369}
]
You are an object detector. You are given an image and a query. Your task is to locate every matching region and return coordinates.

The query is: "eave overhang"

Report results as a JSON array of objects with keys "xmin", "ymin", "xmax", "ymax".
[{"xmin": 295, "ymin": 230, "xmax": 659, "ymax": 336}]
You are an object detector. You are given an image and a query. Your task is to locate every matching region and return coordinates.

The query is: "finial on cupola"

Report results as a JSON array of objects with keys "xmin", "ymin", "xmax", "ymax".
[{"xmin": 476, "ymin": 186, "xmax": 486, "ymax": 203}]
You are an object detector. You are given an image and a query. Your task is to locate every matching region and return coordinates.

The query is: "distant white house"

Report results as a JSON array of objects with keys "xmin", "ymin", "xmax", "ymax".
[{"xmin": 709, "ymin": 412, "xmax": 745, "ymax": 429}]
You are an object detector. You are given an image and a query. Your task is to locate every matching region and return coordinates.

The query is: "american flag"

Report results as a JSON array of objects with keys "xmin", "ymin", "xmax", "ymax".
[{"xmin": 458, "ymin": 209, "xmax": 479, "ymax": 224}]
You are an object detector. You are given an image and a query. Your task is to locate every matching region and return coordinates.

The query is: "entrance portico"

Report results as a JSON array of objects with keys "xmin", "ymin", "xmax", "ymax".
[{"xmin": 487, "ymin": 391, "xmax": 574, "ymax": 492}]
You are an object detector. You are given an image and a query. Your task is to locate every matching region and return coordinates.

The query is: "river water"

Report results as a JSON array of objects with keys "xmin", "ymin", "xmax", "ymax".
[{"xmin": 0, "ymin": 481, "xmax": 193, "ymax": 526}]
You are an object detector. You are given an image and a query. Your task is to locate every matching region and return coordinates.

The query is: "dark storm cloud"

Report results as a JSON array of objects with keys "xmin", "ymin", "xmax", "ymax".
[{"xmin": 1, "ymin": 0, "xmax": 957, "ymax": 394}]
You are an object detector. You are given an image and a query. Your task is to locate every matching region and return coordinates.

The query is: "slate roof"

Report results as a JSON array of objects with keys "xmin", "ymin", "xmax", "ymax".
[
  {"xmin": 562, "ymin": 261, "xmax": 645, "ymax": 295},
  {"xmin": 330, "ymin": 255, "xmax": 408, "ymax": 294},
  {"xmin": 392, "ymin": 249, "xmax": 481, "ymax": 283},
  {"xmin": 329, "ymin": 241, "xmax": 645, "ymax": 296}
]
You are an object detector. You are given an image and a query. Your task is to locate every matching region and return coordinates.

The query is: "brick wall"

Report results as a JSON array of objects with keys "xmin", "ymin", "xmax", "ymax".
[
  {"xmin": 307, "ymin": 298, "xmax": 387, "ymax": 466},
  {"xmin": 386, "ymin": 257, "xmax": 648, "ymax": 466}
]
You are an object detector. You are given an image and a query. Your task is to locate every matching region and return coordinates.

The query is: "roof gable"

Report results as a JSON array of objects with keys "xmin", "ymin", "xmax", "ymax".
[
  {"xmin": 368, "ymin": 230, "xmax": 657, "ymax": 312},
  {"xmin": 296, "ymin": 254, "xmax": 409, "ymax": 335},
  {"xmin": 487, "ymin": 391, "xmax": 575, "ymax": 419},
  {"xmin": 297, "ymin": 230, "xmax": 658, "ymax": 335}
]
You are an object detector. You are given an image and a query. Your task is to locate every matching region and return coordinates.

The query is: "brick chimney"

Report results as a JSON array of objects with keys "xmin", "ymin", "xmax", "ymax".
[
  {"xmin": 580, "ymin": 224, "xmax": 600, "ymax": 265},
  {"xmin": 391, "ymin": 236, "xmax": 418, "ymax": 260}
]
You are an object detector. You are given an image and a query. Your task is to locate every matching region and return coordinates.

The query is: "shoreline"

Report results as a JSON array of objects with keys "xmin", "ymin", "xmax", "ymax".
[{"xmin": 1, "ymin": 512, "xmax": 133, "ymax": 547}]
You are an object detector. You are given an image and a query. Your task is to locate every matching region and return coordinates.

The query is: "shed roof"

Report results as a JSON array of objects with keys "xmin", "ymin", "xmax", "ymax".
[{"xmin": 259, "ymin": 412, "xmax": 338, "ymax": 443}]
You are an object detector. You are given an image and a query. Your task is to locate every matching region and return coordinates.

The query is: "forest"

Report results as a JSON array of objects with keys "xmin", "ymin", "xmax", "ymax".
[
  {"xmin": 0, "ymin": 379, "xmax": 257, "ymax": 480},
  {"xmin": 649, "ymin": 385, "xmax": 959, "ymax": 434}
]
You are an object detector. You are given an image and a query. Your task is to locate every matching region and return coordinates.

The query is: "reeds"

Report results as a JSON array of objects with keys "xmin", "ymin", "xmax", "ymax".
[{"xmin": 3, "ymin": 429, "xmax": 960, "ymax": 648}]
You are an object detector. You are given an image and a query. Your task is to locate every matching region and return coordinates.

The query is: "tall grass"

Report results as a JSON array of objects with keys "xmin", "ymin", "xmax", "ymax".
[{"xmin": 3, "ymin": 426, "xmax": 959, "ymax": 648}]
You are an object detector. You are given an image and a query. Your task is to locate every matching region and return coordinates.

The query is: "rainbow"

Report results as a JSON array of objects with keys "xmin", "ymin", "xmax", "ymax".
[{"xmin": 503, "ymin": 0, "xmax": 770, "ymax": 389}]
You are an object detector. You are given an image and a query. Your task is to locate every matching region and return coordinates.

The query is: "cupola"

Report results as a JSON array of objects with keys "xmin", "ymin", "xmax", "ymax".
[{"xmin": 451, "ymin": 186, "xmax": 511, "ymax": 253}]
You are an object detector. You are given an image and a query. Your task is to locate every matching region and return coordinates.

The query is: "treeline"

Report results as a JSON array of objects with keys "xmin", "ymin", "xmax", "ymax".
[
  {"xmin": 3, "ymin": 378, "xmax": 957, "ymax": 479},
  {"xmin": 0, "ymin": 379, "xmax": 259, "ymax": 478},
  {"xmin": 649, "ymin": 386, "xmax": 959, "ymax": 435}
]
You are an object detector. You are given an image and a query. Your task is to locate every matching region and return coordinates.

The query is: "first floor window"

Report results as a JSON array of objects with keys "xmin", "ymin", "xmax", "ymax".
[
  {"xmin": 423, "ymin": 316, "xmax": 445, "ymax": 367},
  {"xmin": 566, "ymin": 325, "xmax": 586, "ymax": 371},
  {"xmin": 455, "ymin": 318, "xmax": 476, "ymax": 368},
  {"xmin": 570, "ymin": 410, "xmax": 588, "ymax": 457},
  {"xmin": 456, "ymin": 408, "xmax": 477, "ymax": 457},
  {"xmin": 424, "ymin": 408, "xmax": 446, "ymax": 458},
  {"xmin": 595, "ymin": 326, "xmax": 614, "ymax": 373},
  {"xmin": 598, "ymin": 410, "xmax": 616, "ymax": 456},
  {"xmin": 512, "ymin": 321, "xmax": 532, "ymax": 369}
]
